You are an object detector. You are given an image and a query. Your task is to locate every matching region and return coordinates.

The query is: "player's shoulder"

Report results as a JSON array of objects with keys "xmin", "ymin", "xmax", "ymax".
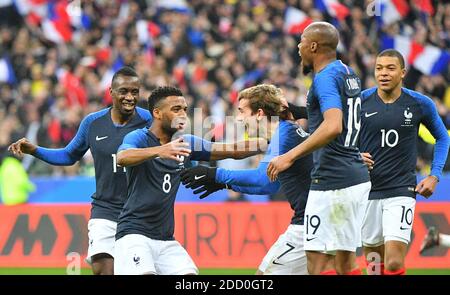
[
  {"xmin": 81, "ymin": 108, "xmax": 110, "ymax": 126},
  {"xmin": 126, "ymin": 127, "xmax": 148, "ymax": 138},
  {"xmin": 402, "ymin": 87, "xmax": 433, "ymax": 105},
  {"xmin": 135, "ymin": 107, "xmax": 153, "ymax": 123},
  {"xmin": 361, "ymin": 87, "xmax": 377, "ymax": 100},
  {"xmin": 314, "ymin": 60, "xmax": 354, "ymax": 84}
]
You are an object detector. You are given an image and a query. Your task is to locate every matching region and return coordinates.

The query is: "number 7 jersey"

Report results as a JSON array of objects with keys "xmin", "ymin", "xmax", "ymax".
[
  {"xmin": 306, "ymin": 60, "xmax": 369, "ymax": 191},
  {"xmin": 359, "ymin": 87, "xmax": 449, "ymax": 200}
]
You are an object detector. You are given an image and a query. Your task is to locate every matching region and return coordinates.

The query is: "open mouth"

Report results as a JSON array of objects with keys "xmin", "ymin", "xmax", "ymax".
[
  {"xmin": 378, "ymin": 79, "xmax": 391, "ymax": 86},
  {"xmin": 122, "ymin": 101, "xmax": 135, "ymax": 111}
]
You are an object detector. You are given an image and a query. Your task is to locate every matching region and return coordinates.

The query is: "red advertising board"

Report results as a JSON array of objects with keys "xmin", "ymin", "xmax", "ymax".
[{"xmin": 0, "ymin": 202, "xmax": 448, "ymax": 269}]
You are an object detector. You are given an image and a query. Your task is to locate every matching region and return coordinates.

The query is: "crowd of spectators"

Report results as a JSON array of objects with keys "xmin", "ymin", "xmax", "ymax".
[{"xmin": 0, "ymin": 0, "xmax": 449, "ymax": 180}]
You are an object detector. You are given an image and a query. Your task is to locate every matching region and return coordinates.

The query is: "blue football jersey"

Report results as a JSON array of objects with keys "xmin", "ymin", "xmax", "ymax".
[
  {"xmin": 116, "ymin": 129, "xmax": 211, "ymax": 241},
  {"xmin": 35, "ymin": 107, "xmax": 152, "ymax": 221},
  {"xmin": 306, "ymin": 60, "xmax": 369, "ymax": 190},
  {"xmin": 359, "ymin": 87, "xmax": 449, "ymax": 200}
]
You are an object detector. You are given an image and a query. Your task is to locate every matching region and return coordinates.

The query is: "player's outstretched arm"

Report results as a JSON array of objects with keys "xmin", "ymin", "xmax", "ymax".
[
  {"xmin": 117, "ymin": 137, "xmax": 191, "ymax": 167},
  {"xmin": 209, "ymin": 138, "xmax": 267, "ymax": 161},
  {"xmin": 267, "ymin": 108, "xmax": 342, "ymax": 181},
  {"xmin": 8, "ymin": 116, "xmax": 91, "ymax": 166}
]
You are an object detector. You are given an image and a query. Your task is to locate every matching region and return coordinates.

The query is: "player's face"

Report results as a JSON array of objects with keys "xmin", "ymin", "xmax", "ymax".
[
  {"xmin": 159, "ymin": 96, "xmax": 188, "ymax": 135},
  {"xmin": 375, "ymin": 56, "xmax": 405, "ymax": 92},
  {"xmin": 110, "ymin": 76, "xmax": 140, "ymax": 117},
  {"xmin": 236, "ymin": 98, "xmax": 259, "ymax": 138},
  {"xmin": 298, "ymin": 35, "xmax": 313, "ymax": 75}
]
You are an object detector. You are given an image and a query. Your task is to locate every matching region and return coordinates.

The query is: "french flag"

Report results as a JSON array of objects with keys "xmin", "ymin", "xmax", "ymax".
[
  {"xmin": 284, "ymin": 7, "xmax": 313, "ymax": 35},
  {"xmin": 382, "ymin": 35, "xmax": 450, "ymax": 75},
  {"xmin": 42, "ymin": 1, "xmax": 72, "ymax": 43},
  {"xmin": 0, "ymin": 56, "xmax": 16, "ymax": 84},
  {"xmin": 377, "ymin": 0, "xmax": 409, "ymax": 26},
  {"xmin": 315, "ymin": 0, "xmax": 349, "ymax": 21}
]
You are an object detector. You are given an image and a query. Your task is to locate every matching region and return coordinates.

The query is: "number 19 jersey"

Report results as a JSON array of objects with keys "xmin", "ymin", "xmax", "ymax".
[{"xmin": 306, "ymin": 60, "xmax": 369, "ymax": 191}]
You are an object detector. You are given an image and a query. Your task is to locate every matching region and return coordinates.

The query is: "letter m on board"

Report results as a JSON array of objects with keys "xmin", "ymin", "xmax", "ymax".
[{"xmin": 1, "ymin": 214, "xmax": 57, "ymax": 255}]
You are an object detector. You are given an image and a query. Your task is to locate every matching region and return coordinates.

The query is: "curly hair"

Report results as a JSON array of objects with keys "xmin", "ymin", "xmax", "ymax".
[{"xmin": 148, "ymin": 86, "xmax": 183, "ymax": 113}]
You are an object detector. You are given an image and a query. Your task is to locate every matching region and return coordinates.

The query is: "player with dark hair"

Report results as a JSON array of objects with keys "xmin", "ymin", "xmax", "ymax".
[
  {"xmin": 8, "ymin": 66, "xmax": 152, "ymax": 275},
  {"xmin": 113, "ymin": 86, "xmax": 265, "ymax": 275},
  {"xmin": 266, "ymin": 22, "xmax": 371, "ymax": 275},
  {"xmin": 359, "ymin": 49, "xmax": 450, "ymax": 275},
  {"xmin": 181, "ymin": 84, "xmax": 319, "ymax": 275}
]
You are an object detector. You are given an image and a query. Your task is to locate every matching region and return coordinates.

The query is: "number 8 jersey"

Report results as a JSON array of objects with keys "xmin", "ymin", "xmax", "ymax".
[
  {"xmin": 359, "ymin": 87, "xmax": 449, "ymax": 200},
  {"xmin": 306, "ymin": 60, "xmax": 369, "ymax": 191},
  {"xmin": 115, "ymin": 129, "xmax": 211, "ymax": 241}
]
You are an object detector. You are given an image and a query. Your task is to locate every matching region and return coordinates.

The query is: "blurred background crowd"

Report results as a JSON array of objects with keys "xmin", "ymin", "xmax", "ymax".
[{"xmin": 0, "ymin": 0, "xmax": 449, "ymax": 187}]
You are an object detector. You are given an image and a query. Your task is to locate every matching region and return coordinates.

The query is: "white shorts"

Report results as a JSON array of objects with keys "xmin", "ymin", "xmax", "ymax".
[
  {"xmin": 114, "ymin": 234, "xmax": 198, "ymax": 275},
  {"xmin": 362, "ymin": 196, "xmax": 416, "ymax": 246},
  {"xmin": 304, "ymin": 181, "xmax": 371, "ymax": 253},
  {"xmin": 259, "ymin": 224, "xmax": 307, "ymax": 275},
  {"xmin": 85, "ymin": 218, "xmax": 117, "ymax": 264}
]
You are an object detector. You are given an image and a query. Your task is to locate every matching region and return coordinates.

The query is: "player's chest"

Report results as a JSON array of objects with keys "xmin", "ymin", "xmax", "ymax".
[
  {"xmin": 147, "ymin": 155, "xmax": 188, "ymax": 175},
  {"xmin": 89, "ymin": 126, "xmax": 140, "ymax": 156},
  {"xmin": 362, "ymin": 101, "xmax": 422, "ymax": 131}
]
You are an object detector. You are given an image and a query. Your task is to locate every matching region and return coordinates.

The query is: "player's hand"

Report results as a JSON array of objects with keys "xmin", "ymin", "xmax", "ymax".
[
  {"xmin": 266, "ymin": 154, "xmax": 294, "ymax": 182},
  {"xmin": 192, "ymin": 182, "xmax": 228, "ymax": 199},
  {"xmin": 159, "ymin": 137, "xmax": 191, "ymax": 162},
  {"xmin": 8, "ymin": 138, "xmax": 37, "ymax": 157},
  {"xmin": 180, "ymin": 165, "xmax": 217, "ymax": 189},
  {"xmin": 361, "ymin": 152, "xmax": 374, "ymax": 170},
  {"xmin": 415, "ymin": 175, "xmax": 438, "ymax": 198}
]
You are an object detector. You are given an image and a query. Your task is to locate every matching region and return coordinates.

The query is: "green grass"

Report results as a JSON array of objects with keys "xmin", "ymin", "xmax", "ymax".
[{"xmin": 0, "ymin": 268, "xmax": 449, "ymax": 275}]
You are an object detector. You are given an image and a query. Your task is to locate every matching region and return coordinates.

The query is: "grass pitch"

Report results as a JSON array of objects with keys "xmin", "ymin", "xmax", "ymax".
[{"xmin": 0, "ymin": 268, "xmax": 449, "ymax": 275}]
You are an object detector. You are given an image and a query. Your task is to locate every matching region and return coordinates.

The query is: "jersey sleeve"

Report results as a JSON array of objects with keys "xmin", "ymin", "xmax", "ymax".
[
  {"xmin": 216, "ymin": 161, "xmax": 272, "ymax": 187},
  {"xmin": 230, "ymin": 181, "xmax": 280, "ymax": 195},
  {"xmin": 136, "ymin": 107, "xmax": 153, "ymax": 126},
  {"xmin": 184, "ymin": 134, "xmax": 212, "ymax": 161},
  {"xmin": 314, "ymin": 73, "xmax": 342, "ymax": 113},
  {"xmin": 118, "ymin": 129, "xmax": 148, "ymax": 152},
  {"xmin": 34, "ymin": 114, "xmax": 92, "ymax": 165},
  {"xmin": 420, "ymin": 96, "xmax": 450, "ymax": 180}
]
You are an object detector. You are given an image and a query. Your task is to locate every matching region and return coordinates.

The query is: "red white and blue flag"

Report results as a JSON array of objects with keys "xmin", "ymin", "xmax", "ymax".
[
  {"xmin": 382, "ymin": 35, "xmax": 450, "ymax": 75},
  {"xmin": 314, "ymin": 0, "xmax": 349, "ymax": 21},
  {"xmin": 284, "ymin": 7, "xmax": 313, "ymax": 35},
  {"xmin": 377, "ymin": 0, "xmax": 409, "ymax": 26}
]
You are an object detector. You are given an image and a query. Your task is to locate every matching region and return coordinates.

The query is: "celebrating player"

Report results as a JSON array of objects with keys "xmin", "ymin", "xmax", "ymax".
[
  {"xmin": 359, "ymin": 49, "xmax": 450, "ymax": 275},
  {"xmin": 266, "ymin": 22, "xmax": 371, "ymax": 275},
  {"xmin": 113, "ymin": 86, "xmax": 265, "ymax": 275},
  {"xmin": 8, "ymin": 67, "xmax": 152, "ymax": 275},
  {"xmin": 181, "ymin": 84, "xmax": 319, "ymax": 275}
]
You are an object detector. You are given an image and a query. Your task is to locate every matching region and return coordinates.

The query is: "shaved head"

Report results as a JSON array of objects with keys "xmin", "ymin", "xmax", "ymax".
[
  {"xmin": 297, "ymin": 22, "xmax": 339, "ymax": 74},
  {"xmin": 302, "ymin": 22, "xmax": 339, "ymax": 52}
]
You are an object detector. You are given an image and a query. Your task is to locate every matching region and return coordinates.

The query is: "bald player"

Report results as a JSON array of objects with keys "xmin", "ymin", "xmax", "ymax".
[{"xmin": 267, "ymin": 22, "xmax": 370, "ymax": 275}]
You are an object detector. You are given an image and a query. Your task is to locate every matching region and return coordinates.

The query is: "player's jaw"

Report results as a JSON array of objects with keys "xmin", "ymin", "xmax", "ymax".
[{"xmin": 119, "ymin": 97, "xmax": 137, "ymax": 115}]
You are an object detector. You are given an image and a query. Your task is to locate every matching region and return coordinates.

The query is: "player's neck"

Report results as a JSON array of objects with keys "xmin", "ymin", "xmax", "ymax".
[
  {"xmin": 313, "ymin": 54, "xmax": 336, "ymax": 73},
  {"xmin": 257, "ymin": 120, "xmax": 279, "ymax": 141},
  {"xmin": 111, "ymin": 108, "xmax": 133, "ymax": 125},
  {"xmin": 149, "ymin": 125, "xmax": 171, "ymax": 145},
  {"xmin": 377, "ymin": 85, "xmax": 402, "ymax": 104}
]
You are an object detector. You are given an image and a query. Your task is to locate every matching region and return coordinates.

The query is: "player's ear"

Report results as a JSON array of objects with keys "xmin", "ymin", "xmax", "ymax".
[
  {"xmin": 153, "ymin": 108, "xmax": 162, "ymax": 120},
  {"xmin": 311, "ymin": 41, "xmax": 318, "ymax": 53},
  {"xmin": 400, "ymin": 68, "xmax": 406, "ymax": 79},
  {"xmin": 256, "ymin": 108, "xmax": 265, "ymax": 121}
]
